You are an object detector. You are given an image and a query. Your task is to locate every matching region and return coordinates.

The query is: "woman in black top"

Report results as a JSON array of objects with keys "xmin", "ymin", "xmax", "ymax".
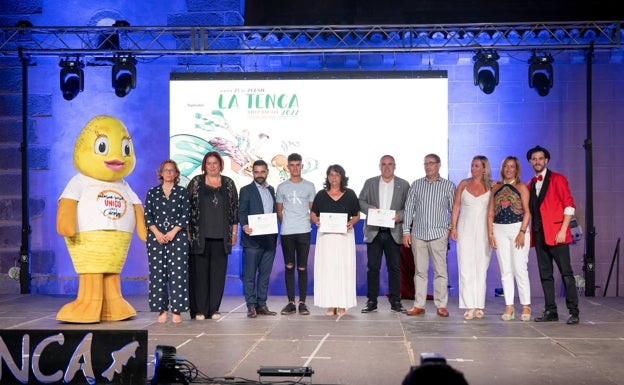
[{"xmin": 187, "ymin": 151, "xmax": 238, "ymax": 320}]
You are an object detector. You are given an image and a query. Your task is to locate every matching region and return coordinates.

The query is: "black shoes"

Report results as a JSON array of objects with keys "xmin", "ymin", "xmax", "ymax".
[
  {"xmin": 361, "ymin": 301, "xmax": 378, "ymax": 313},
  {"xmin": 533, "ymin": 310, "xmax": 579, "ymax": 324},
  {"xmin": 566, "ymin": 314, "xmax": 580, "ymax": 325},
  {"xmin": 362, "ymin": 301, "xmax": 405, "ymax": 313},
  {"xmin": 281, "ymin": 302, "xmax": 297, "ymax": 315},
  {"xmin": 247, "ymin": 306, "xmax": 257, "ymax": 318},
  {"xmin": 391, "ymin": 302, "xmax": 407, "ymax": 313},
  {"xmin": 256, "ymin": 305, "xmax": 277, "ymax": 316},
  {"xmin": 298, "ymin": 302, "xmax": 310, "ymax": 315},
  {"xmin": 280, "ymin": 301, "xmax": 310, "ymax": 315},
  {"xmin": 534, "ymin": 310, "xmax": 559, "ymax": 322}
]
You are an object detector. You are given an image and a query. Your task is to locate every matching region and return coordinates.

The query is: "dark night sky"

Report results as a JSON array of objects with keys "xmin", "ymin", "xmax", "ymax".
[{"xmin": 244, "ymin": 0, "xmax": 622, "ymax": 25}]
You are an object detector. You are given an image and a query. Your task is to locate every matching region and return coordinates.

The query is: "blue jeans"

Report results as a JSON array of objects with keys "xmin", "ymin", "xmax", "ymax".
[{"xmin": 242, "ymin": 245, "xmax": 276, "ymax": 307}]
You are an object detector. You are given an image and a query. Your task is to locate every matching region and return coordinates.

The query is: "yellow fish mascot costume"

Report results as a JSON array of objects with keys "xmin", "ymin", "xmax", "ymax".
[{"xmin": 56, "ymin": 115, "xmax": 147, "ymax": 323}]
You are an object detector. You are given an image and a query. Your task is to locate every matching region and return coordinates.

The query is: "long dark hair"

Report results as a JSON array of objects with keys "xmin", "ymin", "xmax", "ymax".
[{"xmin": 323, "ymin": 164, "xmax": 349, "ymax": 191}]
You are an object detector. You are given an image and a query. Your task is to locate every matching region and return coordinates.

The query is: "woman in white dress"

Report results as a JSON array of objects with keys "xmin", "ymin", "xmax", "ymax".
[
  {"xmin": 450, "ymin": 155, "xmax": 493, "ymax": 320},
  {"xmin": 311, "ymin": 164, "xmax": 361, "ymax": 317}
]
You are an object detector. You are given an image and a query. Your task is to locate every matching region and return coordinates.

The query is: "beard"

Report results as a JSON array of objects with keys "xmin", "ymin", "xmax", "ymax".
[{"xmin": 254, "ymin": 176, "xmax": 266, "ymax": 185}]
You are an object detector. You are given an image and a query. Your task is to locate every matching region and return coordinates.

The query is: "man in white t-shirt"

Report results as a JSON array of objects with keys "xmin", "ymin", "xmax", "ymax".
[{"xmin": 276, "ymin": 153, "xmax": 317, "ymax": 315}]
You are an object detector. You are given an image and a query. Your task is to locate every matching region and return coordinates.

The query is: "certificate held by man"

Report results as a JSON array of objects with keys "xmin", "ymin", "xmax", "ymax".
[
  {"xmin": 366, "ymin": 208, "xmax": 396, "ymax": 228},
  {"xmin": 247, "ymin": 213, "xmax": 278, "ymax": 236},
  {"xmin": 319, "ymin": 212, "xmax": 348, "ymax": 233}
]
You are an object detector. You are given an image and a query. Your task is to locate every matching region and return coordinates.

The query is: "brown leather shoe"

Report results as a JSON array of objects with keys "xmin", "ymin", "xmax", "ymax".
[
  {"xmin": 437, "ymin": 307, "xmax": 449, "ymax": 317},
  {"xmin": 406, "ymin": 306, "xmax": 425, "ymax": 316},
  {"xmin": 247, "ymin": 306, "xmax": 257, "ymax": 318},
  {"xmin": 256, "ymin": 305, "xmax": 277, "ymax": 316}
]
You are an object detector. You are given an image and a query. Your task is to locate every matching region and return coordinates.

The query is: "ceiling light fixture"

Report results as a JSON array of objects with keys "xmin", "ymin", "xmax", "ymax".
[
  {"xmin": 111, "ymin": 55, "xmax": 137, "ymax": 97},
  {"xmin": 59, "ymin": 58, "xmax": 84, "ymax": 101},
  {"xmin": 529, "ymin": 52, "xmax": 554, "ymax": 96},
  {"xmin": 473, "ymin": 50, "xmax": 500, "ymax": 94}
]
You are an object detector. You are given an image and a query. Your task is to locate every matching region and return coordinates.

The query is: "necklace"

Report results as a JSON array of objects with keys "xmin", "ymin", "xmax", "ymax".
[
  {"xmin": 211, "ymin": 186, "xmax": 219, "ymax": 207},
  {"xmin": 204, "ymin": 175, "xmax": 221, "ymax": 206},
  {"xmin": 504, "ymin": 179, "xmax": 516, "ymax": 185}
]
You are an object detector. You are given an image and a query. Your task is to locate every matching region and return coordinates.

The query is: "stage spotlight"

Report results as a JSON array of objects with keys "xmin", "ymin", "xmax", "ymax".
[
  {"xmin": 111, "ymin": 55, "xmax": 137, "ymax": 97},
  {"xmin": 151, "ymin": 345, "xmax": 188, "ymax": 385},
  {"xmin": 529, "ymin": 53, "xmax": 554, "ymax": 96},
  {"xmin": 473, "ymin": 50, "xmax": 500, "ymax": 94},
  {"xmin": 59, "ymin": 58, "xmax": 84, "ymax": 101}
]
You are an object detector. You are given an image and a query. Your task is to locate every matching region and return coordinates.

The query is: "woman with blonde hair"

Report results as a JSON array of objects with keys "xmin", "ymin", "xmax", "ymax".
[
  {"xmin": 451, "ymin": 155, "xmax": 493, "ymax": 320},
  {"xmin": 488, "ymin": 156, "xmax": 531, "ymax": 321}
]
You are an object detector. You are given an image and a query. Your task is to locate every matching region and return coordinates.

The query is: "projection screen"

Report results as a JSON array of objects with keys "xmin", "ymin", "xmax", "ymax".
[{"xmin": 169, "ymin": 71, "xmax": 448, "ymax": 196}]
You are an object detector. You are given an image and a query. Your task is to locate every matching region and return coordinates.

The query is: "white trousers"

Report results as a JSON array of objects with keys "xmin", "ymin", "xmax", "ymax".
[{"xmin": 493, "ymin": 222, "xmax": 531, "ymax": 306}]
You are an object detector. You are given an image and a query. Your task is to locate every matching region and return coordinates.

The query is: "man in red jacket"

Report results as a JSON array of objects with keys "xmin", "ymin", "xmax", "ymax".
[{"xmin": 526, "ymin": 145, "xmax": 580, "ymax": 325}]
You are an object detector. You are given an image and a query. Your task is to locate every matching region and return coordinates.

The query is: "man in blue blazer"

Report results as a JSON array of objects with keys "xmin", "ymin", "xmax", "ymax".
[
  {"xmin": 239, "ymin": 160, "xmax": 278, "ymax": 318},
  {"xmin": 359, "ymin": 155, "xmax": 410, "ymax": 313}
]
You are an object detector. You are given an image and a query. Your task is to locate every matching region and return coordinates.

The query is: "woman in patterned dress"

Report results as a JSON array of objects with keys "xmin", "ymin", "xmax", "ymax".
[{"xmin": 144, "ymin": 159, "xmax": 190, "ymax": 323}]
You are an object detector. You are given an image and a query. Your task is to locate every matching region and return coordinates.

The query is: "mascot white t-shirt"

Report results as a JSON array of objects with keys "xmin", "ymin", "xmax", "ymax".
[{"xmin": 60, "ymin": 173, "xmax": 141, "ymax": 233}]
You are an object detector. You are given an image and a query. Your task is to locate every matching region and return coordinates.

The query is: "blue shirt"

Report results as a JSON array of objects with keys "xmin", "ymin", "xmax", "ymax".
[{"xmin": 255, "ymin": 181, "xmax": 274, "ymax": 214}]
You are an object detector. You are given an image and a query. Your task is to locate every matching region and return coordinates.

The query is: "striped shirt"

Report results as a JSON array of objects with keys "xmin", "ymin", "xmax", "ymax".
[{"xmin": 402, "ymin": 176, "xmax": 456, "ymax": 241}]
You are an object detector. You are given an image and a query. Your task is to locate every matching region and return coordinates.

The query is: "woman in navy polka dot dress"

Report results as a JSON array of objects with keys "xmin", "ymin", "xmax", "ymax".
[{"xmin": 144, "ymin": 159, "xmax": 190, "ymax": 323}]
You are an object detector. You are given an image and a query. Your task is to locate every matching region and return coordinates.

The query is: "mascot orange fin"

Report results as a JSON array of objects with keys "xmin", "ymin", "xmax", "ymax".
[
  {"xmin": 57, "ymin": 198, "xmax": 78, "ymax": 237},
  {"xmin": 134, "ymin": 204, "xmax": 147, "ymax": 242}
]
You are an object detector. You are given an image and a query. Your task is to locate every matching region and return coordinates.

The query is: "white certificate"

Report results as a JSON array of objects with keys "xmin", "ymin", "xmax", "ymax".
[
  {"xmin": 319, "ymin": 212, "xmax": 348, "ymax": 233},
  {"xmin": 247, "ymin": 213, "xmax": 278, "ymax": 236},
  {"xmin": 367, "ymin": 208, "xmax": 396, "ymax": 228}
]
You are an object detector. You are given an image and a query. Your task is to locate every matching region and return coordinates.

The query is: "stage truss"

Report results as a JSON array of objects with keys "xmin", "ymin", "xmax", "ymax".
[{"xmin": 0, "ymin": 21, "xmax": 622, "ymax": 59}]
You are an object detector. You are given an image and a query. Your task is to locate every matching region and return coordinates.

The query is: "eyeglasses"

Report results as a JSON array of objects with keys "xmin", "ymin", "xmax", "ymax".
[
  {"xmin": 162, "ymin": 169, "xmax": 176, "ymax": 173},
  {"xmin": 423, "ymin": 162, "xmax": 439, "ymax": 167}
]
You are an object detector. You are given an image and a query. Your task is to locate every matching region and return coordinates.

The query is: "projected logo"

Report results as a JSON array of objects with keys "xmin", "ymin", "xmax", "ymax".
[{"xmin": 217, "ymin": 91, "xmax": 300, "ymax": 117}]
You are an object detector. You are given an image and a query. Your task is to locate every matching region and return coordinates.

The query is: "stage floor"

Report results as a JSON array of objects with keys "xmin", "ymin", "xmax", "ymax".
[{"xmin": 1, "ymin": 293, "xmax": 623, "ymax": 385}]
